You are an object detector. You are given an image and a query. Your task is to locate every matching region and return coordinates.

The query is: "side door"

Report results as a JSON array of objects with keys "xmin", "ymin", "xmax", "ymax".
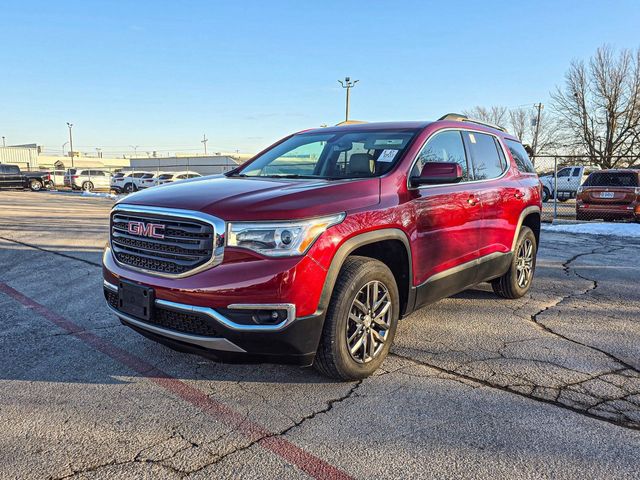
[
  {"xmin": 409, "ymin": 129, "xmax": 483, "ymax": 305},
  {"xmin": 7, "ymin": 165, "xmax": 23, "ymax": 188},
  {"xmin": 555, "ymin": 167, "xmax": 572, "ymax": 195},
  {"xmin": 568, "ymin": 167, "xmax": 582, "ymax": 195},
  {"xmin": 93, "ymin": 170, "xmax": 108, "ymax": 187},
  {"xmin": 0, "ymin": 165, "xmax": 7, "ymax": 188},
  {"xmin": 466, "ymin": 132, "xmax": 526, "ymax": 264}
]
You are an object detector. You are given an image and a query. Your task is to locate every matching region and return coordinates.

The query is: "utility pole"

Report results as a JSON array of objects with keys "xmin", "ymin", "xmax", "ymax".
[
  {"xmin": 338, "ymin": 77, "xmax": 359, "ymax": 122},
  {"xmin": 201, "ymin": 134, "xmax": 208, "ymax": 155},
  {"xmin": 66, "ymin": 123, "xmax": 74, "ymax": 167},
  {"xmin": 531, "ymin": 103, "xmax": 543, "ymax": 164}
]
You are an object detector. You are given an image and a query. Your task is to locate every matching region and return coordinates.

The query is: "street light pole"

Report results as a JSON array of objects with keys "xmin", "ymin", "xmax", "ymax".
[
  {"xmin": 201, "ymin": 134, "xmax": 208, "ymax": 155},
  {"xmin": 1, "ymin": 136, "xmax": 5, "ymax": 147},
  {"xmin": 66, "ymin": 123, "xmax": 74, "ymax": 167},
  {"xmin": 338, "ymin": 77, "xmax": 359, "ymax": 122},
  {"xmin": 130, "ymin": 145, "xmax": 139, "ymax": 157}
]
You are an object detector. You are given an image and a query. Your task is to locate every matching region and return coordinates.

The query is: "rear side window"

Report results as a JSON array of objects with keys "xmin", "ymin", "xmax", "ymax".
[
  {"xmin": 464, "ymin": 132, "xmax": 505, "ymax": 180},
  {"xmin": 584, "ymin": 172, "xmax": 638, "ymax": 187},
  {"xmin": 412, "ymin": 130, "xmax": 470, "ymax": 181},
  {"xmin": 142, "ymin": 173, "xmax": 154, "ymax": 178},
  {"xmin": 158, "ymin": 174, "xmax": 173, "ymax": 180},
  {"xmin": 505, "ymin": 139, "xmax": 535, "ymax": 173},
  {"xmin": 7, "ymin": 165, "xmax": 20, "ymax": 174}
]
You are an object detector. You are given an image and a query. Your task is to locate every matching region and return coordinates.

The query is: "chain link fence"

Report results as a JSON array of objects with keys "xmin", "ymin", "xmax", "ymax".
[{"xmin": 534, "ymin": 155, "xmax": 639, "ymax": 223}]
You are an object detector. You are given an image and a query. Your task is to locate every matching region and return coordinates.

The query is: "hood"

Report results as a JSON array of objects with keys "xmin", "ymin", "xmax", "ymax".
[{"xmin": 119, "ymin": 175, "xmax": 381, "ymax": 220}]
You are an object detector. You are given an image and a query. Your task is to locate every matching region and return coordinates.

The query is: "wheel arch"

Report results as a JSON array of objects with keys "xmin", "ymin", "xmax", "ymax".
[
  {"xmin": 317, "ymin": 229, "xmax": 415, "ymax": 318},
  {"xmin": 512, "ymin": 206, "xmax": 541, "ymax": 250}
]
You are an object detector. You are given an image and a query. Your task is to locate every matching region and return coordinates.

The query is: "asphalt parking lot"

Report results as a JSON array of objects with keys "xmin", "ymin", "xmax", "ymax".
[{"xmin": 1, "ymin": 191, "xmax": 639, "ymax": 479}]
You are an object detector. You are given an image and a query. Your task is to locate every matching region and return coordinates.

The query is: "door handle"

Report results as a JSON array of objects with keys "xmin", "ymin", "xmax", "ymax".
[{"xmin": 467, "ymin": 195, "xmax": 479, "ymax": 206}]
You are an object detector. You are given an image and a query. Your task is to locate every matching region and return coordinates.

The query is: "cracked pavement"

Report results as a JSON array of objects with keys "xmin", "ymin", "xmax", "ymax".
[{"xmin": 1, "ymin": 191, "xmax": 639, "ymax": 479}]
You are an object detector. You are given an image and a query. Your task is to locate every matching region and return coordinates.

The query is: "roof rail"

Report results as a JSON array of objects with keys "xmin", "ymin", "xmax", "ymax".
[{"xmin": 437, "ymin": 113, "xmax": 507, "ymax": 133}]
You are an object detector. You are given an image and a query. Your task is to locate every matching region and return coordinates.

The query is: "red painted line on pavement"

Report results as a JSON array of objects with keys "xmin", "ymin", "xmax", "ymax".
[{"xmin": 0, "ymin": 281, "xmax": 353, "ymax": 480}]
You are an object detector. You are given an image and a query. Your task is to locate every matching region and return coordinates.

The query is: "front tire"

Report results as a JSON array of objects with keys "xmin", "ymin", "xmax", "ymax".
[
  {"xmin": 314, "ymin": 256, "xmax": 399, "ymax": 380},
  {"xmin": 29, "ymin": 179, "xmax": 43, "ymax": 191},
  {"xmin": 82, "ymin": 181, "xmax": 94, "ymax": 192},
  {"xmin": 492, "ymin": 226, "xmax": 537, "ymax": 299}
]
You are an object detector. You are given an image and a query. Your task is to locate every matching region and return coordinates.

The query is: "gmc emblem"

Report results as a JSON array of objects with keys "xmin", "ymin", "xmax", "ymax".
[{"xmin": 127, "ymin": 221, "xmax": 165, "ymax": 239}]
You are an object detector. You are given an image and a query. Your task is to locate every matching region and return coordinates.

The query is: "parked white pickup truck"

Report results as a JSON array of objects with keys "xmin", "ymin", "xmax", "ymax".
[{"xmin": 539, "ymin": 165, "xmax": 599, "ymax": 202}]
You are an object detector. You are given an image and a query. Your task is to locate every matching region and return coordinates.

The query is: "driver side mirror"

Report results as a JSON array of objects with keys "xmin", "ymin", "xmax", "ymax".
[{"xmin": 410, "ymin": 162, "xmax": 463, "ymax": 187}]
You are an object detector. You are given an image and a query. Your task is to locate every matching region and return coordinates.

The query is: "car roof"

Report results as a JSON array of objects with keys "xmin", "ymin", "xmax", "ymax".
[
  {"xmin": 591, "ymin": 169, "xmax": 640, "ymax": 173},
  {"xmin": 302, "ymin": 121, "xmax": 431, "ymax": 135},
  {"xmin": 300, "ymin": 119, "xmax": 517, "ymax": 139}
]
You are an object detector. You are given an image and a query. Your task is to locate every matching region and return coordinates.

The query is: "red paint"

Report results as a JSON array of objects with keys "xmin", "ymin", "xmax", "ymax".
[{"xmin": 0, "ymin": 281, "xmax": 353, "ymax": 480}]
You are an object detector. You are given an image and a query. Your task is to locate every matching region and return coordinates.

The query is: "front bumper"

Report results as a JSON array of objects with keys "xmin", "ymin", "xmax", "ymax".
[{"xmin": 103, "ymin": 280, "xmax": 324, "ymax": 365}]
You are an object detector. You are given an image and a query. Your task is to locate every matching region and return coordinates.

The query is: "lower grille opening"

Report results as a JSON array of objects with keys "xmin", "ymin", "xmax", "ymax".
[{"xmin": 105, "ymin": 289, "xmax": 219, "ymax": 336}]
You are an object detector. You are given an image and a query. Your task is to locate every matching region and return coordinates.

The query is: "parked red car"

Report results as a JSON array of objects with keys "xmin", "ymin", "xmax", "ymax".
[
  {"xmin": 103, "ymin": 114, "xmax": 542, "ymax": 379},
  {"xmin": 576, "ymin": 169, "xmax": 640, "ymax": 222}
]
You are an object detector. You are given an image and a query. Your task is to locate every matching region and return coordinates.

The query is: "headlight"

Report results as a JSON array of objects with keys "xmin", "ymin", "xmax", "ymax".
[{"xmin": 227, "ymin": 213, "xmax": 345, "ymax": 257}]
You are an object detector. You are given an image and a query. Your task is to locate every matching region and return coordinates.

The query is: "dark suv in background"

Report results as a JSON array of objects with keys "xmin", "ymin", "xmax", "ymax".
[{"xmin": 103, "ymin": 114, "xmax": 542, "ymax": 380}]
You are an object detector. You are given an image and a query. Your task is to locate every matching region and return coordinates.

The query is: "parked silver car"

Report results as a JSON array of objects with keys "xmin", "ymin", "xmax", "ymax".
[{"xmin": 64, "ymin": 169, "xmax": 111, "ymax": 191}]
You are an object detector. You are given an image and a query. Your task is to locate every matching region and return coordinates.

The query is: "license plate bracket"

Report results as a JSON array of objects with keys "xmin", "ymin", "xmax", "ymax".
[{"xmin": 118, "ymin": 281, "xmax": 154, "ymax": 320}]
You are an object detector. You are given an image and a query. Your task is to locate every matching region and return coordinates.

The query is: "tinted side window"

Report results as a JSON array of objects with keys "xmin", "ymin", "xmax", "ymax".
[
  {"xmin": 8, "ymin": 165, "xmax": 20, "ymax": 174},
  {"xmin": 0, "ymin": 165, "xmax": 7, "ymax": 174},
  {"xmin": 505, "ymin": 140, "xmax": 535, "ymax": 173},
  {"xmin": 412, "ymin": 130, "xmax": 470, "ymax": 181},
  {"xmin": 557, "ymin": 168, "xmax": 571, "ymax": 177},
  {"xmin": 464, "ymin": 132, "xmax": 504, "ymax": 180}
]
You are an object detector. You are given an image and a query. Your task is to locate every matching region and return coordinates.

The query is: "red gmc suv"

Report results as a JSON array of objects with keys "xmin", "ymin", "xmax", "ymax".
[{"xmin": 103, "ymin": 114, "xmax": 542, "ymax": 380}]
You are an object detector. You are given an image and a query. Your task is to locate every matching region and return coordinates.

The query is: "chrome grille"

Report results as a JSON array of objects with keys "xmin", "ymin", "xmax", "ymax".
[{"xmin": 111, "ymin": 209, "xmax": 217, "ymax": 276}]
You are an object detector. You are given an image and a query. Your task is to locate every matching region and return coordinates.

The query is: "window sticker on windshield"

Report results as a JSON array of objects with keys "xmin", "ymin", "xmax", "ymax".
[
  {"xmin": 374, "ymin": 139, "xmax": 405, "ymax": 147},
  {"xmin": 378, "ymin": 149, "xmax": 398, "ymax": 162}
]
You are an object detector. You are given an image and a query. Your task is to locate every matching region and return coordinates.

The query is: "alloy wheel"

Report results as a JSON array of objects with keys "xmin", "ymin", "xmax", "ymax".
[
  {"xmin": 346, "ymin": 280, "xmax": 392, "ymax": 363},
  {"xmin": 516, "ymin": 238, "xmax": 534, "ymax": 288}
]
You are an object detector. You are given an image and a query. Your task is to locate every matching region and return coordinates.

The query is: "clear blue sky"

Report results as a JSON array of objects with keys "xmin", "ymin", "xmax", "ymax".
[{"xmin": 1, "ymin": 0, "xmax": 639, "ymax": 155}]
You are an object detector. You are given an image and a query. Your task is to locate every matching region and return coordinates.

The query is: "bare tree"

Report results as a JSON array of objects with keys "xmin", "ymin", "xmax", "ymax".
[
  {"xmin": 464, "ymin": 105, "xmax": 561, "ymax": 157},
  {"xmin": 463, "ymin": 106, "xmax": 508, "ymax": 127},
  {"xmin": 551, "ymin": 45, "xmax": 640, "ymax": 168}
]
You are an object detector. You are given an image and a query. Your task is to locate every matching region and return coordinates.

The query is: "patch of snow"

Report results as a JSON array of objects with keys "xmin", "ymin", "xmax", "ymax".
[
  {"xmin": 543, "ymin": 222, "xmax": 640, "ymax": 238},
  {"xmin": 81, "ymin": 191, "xmax": 120, "ymax": 199}
]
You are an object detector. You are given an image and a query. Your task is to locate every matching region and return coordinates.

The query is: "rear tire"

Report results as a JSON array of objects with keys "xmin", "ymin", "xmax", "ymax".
[
  {"xmin": 314, "ymin": 256, "xmax": 399, "ymax": 381},
  {"xmin": 29, "ymin": 179, "xmax": 43, "ymax": 191},
  {"xmin": 82, "ymin": 181, "xmax": 94, "ymax": 192},
  {"xmin": 492, "ymin": 226, "xmax": 537, "ymax": 299},
  {"xmin": 542, "ymin": 187, "xmax": 550, "ymax": 203},
  {"xmin": 123, "ymin": 183, "xmax": 135, "ymax": 193}
]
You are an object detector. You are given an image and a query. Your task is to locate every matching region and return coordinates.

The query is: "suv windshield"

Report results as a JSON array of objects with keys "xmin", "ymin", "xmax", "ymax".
[
  {"xmin": 235, "ymin": 129, "xmax": 418, "ymax": 179},
  {"xmin": 584, "ymin": 171, "xmax": 638, "ymax": 187}
]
